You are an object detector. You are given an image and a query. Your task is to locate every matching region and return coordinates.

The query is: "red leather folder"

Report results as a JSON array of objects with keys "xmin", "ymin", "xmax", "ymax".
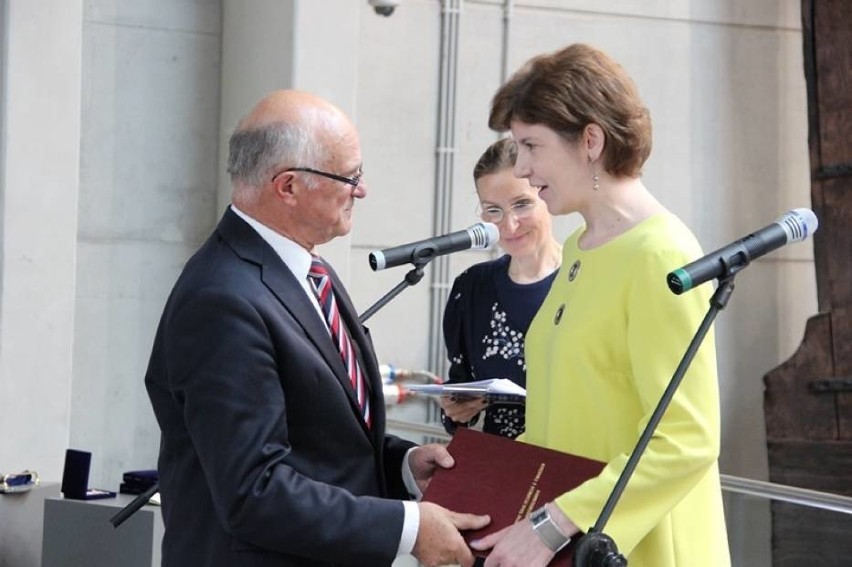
[{"xmin": 422, "ymin": 428, "xmax": 605, "ymax": 566}]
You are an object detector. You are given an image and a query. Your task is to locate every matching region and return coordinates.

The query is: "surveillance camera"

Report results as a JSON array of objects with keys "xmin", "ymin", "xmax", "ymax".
[{"xmin": 368, "ymin": 0, "xmax": 400, "ymax": 17}]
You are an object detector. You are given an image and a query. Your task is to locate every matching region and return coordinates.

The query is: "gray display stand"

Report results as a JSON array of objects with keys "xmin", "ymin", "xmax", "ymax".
[
  {"xmin": 0, "ymin": 482, "xmax": 61, "ymax": 567},
  {"xmin": 41, "ymin": 494, "xmax": 162, "ymax": 567}
]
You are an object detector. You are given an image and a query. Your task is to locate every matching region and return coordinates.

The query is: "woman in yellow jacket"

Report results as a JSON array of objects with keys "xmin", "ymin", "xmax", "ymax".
[{"xmin": 470, "ymin": 43, "xmax": 731, "ymax": 567}]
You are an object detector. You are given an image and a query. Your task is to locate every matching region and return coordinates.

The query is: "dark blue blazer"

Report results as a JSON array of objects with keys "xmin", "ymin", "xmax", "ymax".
[{"xmin": 145, "ymin": 208, "xmax": 415, "ymax": 566}]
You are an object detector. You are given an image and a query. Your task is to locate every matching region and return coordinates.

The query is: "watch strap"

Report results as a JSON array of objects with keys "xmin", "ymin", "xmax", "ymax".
[{"xmin": 529, "ymin": 505, "xmax": 571, "ymax": 552}]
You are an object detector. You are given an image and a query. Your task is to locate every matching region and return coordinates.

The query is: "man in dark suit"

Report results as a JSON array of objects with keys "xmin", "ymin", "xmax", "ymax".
[{"xmin": 145, "ymin": 89, "xmax": 489, "ymax": 567}]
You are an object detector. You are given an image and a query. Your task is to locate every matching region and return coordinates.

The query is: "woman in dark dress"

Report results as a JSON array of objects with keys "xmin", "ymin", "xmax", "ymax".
[{"xmin": 440, "ymin": 138, "xmax": 562, "ymax": 438}]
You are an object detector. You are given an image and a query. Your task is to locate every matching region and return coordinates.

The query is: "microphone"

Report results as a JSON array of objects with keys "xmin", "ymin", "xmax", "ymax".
[
  {"xmin": 369, "ymin": 222, "xmax": 499, "ymax": 271},
  {"xmin": 666, "ymin": 208, "xmax": 818, "ymax": 295}
]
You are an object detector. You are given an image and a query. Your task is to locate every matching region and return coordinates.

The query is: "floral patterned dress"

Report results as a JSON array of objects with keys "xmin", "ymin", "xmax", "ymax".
[{"xmin": 441, "ymin": 254, "xmax": 558, "ymax": 438}]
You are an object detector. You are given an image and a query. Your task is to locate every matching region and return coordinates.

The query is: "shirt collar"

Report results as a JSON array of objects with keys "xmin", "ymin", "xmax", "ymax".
[{"xmin": 229, "ymin": 204, "xmax": 312, "ymax": 280}]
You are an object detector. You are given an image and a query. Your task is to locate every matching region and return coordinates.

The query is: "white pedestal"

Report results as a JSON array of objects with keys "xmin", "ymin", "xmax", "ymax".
[{"xmin": 41, "ymin": 494, "xmax": 162, "ymax": 567}]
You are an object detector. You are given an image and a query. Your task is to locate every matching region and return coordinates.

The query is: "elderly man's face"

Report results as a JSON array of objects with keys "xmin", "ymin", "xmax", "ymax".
[{"xmin": 296, "ymin": 126, "xmax": 367, "ymax": 246}]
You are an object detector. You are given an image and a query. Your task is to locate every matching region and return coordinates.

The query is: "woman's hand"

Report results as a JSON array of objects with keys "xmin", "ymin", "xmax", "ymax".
[
  {"xmin": 440, "ymin": 394, "xmax": 489, "ymax": 423},
  {"xmin": 471, "ymin": 503, "xmax": 579, "ymax": 567},
  {"xmin": 470, "ymin": 519, "xmax": 554, "ymax": 567}
]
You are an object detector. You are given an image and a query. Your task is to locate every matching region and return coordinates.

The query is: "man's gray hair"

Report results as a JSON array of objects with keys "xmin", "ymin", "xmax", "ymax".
[{"xmin": 226, "ymin": 122, "xmax": 323, "ymax": 188}]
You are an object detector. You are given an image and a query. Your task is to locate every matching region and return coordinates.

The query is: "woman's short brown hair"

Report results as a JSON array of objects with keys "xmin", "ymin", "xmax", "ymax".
[{"xmin": 489, "ymin": 43, "xmax": 652, "ymax": 178}]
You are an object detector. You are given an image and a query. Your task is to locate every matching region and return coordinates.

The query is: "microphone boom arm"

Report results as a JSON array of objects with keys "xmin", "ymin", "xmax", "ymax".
[
  {"xmin": 359, "ymin": 257, "xmax": 431, "ymax": 323},
  {"xmin": 110, "ymin": 482, "xmax": 160, "ymax": 529}
]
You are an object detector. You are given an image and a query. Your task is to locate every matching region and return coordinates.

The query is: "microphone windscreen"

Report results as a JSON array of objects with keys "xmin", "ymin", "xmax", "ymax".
[
  {"xmin": 782, "ymin": 208, "xmax": 818, "ymax": 241},
  {"xmin": 465, "ymin": 222, "xmax": 500, "ymax": 249}
]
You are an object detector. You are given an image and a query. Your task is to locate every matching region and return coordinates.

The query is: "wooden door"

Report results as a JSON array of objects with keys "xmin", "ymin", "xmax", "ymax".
[{"xmin": 764, "ymin": 1, "xmax": 852, "ymax": 565}]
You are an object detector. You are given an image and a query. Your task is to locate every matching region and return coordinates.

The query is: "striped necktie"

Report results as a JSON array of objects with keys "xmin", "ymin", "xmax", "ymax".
[{"xmin": 308, "ymin": 256, "xmax": 371, "ymax": 427}]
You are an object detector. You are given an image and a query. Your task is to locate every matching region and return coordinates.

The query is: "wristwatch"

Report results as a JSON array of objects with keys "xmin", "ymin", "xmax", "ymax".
[{"xmin": 529, "ymin": 505, "xmax": 571, "ymax": 552}]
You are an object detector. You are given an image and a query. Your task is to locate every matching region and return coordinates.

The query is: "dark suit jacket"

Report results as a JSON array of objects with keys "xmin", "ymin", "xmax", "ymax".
[{"xmin": 145, "ymin": 208, "xmax": 416, "ymax": 566}]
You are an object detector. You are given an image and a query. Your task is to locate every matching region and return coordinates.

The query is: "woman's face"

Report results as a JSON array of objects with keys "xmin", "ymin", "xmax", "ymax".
[
  {"xmin": 509, "ymin": 120, "xmax": 591, "ymax": 216},
  {"xmin": 476, "ymin": 167, "xmax": 553, "ymax": 259}
]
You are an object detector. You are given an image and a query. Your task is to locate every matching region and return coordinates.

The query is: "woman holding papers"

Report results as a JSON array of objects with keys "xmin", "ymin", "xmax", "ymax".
[
  {"xmin": 470, "ymin": 44, "xmax": 730, "ymax": 566},
  {"xmin": 440, "ymin": 137, "xmax": 562, "ymax": 439}
]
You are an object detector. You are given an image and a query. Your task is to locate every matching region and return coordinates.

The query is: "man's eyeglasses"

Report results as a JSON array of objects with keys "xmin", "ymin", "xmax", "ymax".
[
  {"xmin": 478, "ymin": 199, "xmax": 537, "ymax": 224},
  {"xmin": 273, "ymin": 167, "xmax": 362, "ymax": 188}
]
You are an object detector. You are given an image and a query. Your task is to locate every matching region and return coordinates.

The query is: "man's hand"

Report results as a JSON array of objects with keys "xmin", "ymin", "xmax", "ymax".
[
  {"xmin": 408, "ymin": 443, "xmax": 454, "ymax": 493},
  {"xmin": 413, "ymin": 501, "xmax": 491, "ymax": 567},
  {"xmin": 440, "ymin": 394, "xmax": 488, "ymax": 423}
]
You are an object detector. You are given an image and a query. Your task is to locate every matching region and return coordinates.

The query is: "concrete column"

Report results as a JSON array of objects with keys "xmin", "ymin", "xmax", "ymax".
[
  {"xmin": 217, "ymin": 0, "xmax": 360, "ymax": 280},
  {"xmin": 292, "ymin": 0, "xmax": 361, "ymax": 279},
  {"xmin": 217, "ymin": 0, "xmax": 297, "ymax": 211},
  {"xmin": 0, "ymin": 0, "xmax": 83, "ymax": 478}
]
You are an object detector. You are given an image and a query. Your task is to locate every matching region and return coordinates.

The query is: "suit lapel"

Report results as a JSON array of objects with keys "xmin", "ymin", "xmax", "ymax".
[
  {"xmin": 216, "ymin": 210, "xmax": 376, "ymax": 436},
  {"xmin": 261, "ymin": 255, "xmax": 347, "ymax": 382}
]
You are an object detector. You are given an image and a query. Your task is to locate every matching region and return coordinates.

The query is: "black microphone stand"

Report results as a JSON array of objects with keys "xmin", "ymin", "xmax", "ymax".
[
  {"xmin": 574, "ymin": 275, "xmax": 737, "ymax": 567},
  {"xmin": 112, "ymin": 257, "xmax": 433, "ymax": 528},
  {"xmin": 359, "ymin": 258, "xmax": 431, "ymax": 322}
]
